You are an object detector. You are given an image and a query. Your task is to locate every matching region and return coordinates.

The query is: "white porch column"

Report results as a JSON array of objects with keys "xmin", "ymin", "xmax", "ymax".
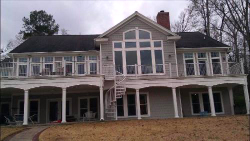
[
  {"xmin": 62, "ymin": 88, "xmax": 67, "ymax": 123},
  {"xmin": 100, "ymin": 86, "xmax": 104, "ymax": 121},
  {"xmin": 136, "ymin": 89, "xmax": 141, "ymax": 119},
  {"xmin": 172, "ymin": 87, "xmax": 179, "ymax": 118},
  {"xmin": 23, "ymin": 89, "xmax": 29, "ymax": 125},
  {"xmin": 243, "ymin": 84, "xmax": 250, "ymax": 114},
  {"xmin": 208, "ymin": 86, "xmax": 216, "ymax": 116},
  {"xmin": 228, "ymin": 86, "xmax": 235, "ymax": 115}
]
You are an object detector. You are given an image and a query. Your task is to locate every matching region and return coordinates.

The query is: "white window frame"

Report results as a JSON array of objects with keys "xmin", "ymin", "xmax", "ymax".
[
  {"xmin": 210, "ymin": 52, "xmax": 223, "ymax": 75},
  {"xmin": 18, "ymin": 58, "xmax": 28, "ymax": 77},
  {"xmin": 75, "ymin": 55, "xmax": 86, "ymax": 75},
  {"xmin": 88, "ymin": 55, "xmax": 99, "ymax": 74},
  {"xmin": 113, "ymin": 28, "xmax": 165, "ymax": 76},
  {"xmin": 183, "ymin": 53, "xmax": 197, "ymax": 76},
  {"xmin": 30, "ymin": 57, "xmax": 42, "ymax": 76},
  {"xmin": 189, "ymin": 91, "xmax": 224, "ymax": 115},
  {"xmin": 117, "ymin": 92, "xmax": 150, "ymax": 118},
  {"xmin": 43, "ymin": 56, "xmax": 54, "ymax": 75},
  {"xmin": 195, "ymin": 52, "xmax": 209, "ymax": 76},
  {"xmin": 78, "ymin": 96, "xmax": 99, "ymax": 119}
]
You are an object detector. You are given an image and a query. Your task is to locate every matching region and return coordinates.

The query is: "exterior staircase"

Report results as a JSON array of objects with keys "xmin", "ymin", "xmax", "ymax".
[{"xmin": 105, "ymin": 71, "xmax": 126, "ymax": 120}]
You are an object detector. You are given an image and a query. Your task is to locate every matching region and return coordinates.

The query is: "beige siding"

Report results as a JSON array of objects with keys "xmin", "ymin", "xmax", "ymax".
[{"xmin": 101, "ymin": 17, "xmax": 176, "ymax": 77}]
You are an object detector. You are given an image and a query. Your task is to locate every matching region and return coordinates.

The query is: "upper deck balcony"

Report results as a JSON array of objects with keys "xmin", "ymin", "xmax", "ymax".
[
  {"xmin": 102, "ymin": 61, "xmax": 244, "ymax": 79},
  {"xmin": 0, "ymin": 56, "xmax": 100, "ymax": 79}
]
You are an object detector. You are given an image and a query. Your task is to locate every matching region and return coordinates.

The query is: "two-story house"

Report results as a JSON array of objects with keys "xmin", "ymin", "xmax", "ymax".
[{"xmin": 1, "ymin": 11, "xmax": 248, "ymax": 125}]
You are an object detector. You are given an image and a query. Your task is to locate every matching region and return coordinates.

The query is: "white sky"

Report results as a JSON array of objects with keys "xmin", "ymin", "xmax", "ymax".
[{"xmin": 1, "ymin": 0, "xmax": 189, "ymax": 50}]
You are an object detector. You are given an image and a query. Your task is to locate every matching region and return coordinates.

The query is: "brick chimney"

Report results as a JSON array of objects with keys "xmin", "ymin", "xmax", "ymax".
[{"xmin": 156, "ymin": 10, "xmax": 170, "ymax": 30}]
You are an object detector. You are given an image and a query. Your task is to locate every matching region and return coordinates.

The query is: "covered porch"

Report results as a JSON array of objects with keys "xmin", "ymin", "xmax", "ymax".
[{"xmin": 0, "ymin": 76, "xmax": 105, "ymax": 125}]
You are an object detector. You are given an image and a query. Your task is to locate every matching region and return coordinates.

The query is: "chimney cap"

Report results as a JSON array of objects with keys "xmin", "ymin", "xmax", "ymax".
[{"xmin": 160, "ymin": 10, "xmax": 165, "ymax": 12}]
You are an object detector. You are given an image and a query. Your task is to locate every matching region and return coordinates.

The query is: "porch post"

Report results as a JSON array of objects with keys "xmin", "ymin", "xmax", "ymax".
[
  {"xmin": 100, "ymin": 86, "xmax": 104, "ymax": 121},
  {"xmin": 243, "ymin": 84, "xmax": 250, "ymax": 114},
  {"xmin": 23, "ymin": 89, "xmax": 29, "ymax": 125},
  {"xmin": 208, "ymin": 86, "xmax": 216, "ymax": 116},
  {"xmin": 228, "ymin": 86, "xmax": 235, "ymax": 115},
  {"xmin": 62, "ymin": 88, "xmax": 67, "ymax": 123},
  {"xmin": 136, "ymin": 89, "xmax": 141, "ymax": 119},
  {"xmin": 172, "ymin": 87, "xmax": 179, "ymax": 118}
]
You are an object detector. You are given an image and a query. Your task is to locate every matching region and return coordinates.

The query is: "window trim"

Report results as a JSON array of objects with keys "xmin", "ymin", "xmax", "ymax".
[
  {"xmin": 209, "ymin": 52, "xmax": 223, "ymax": 75},
  {"xmin": 183, "ymin": 53, "xmax": 197, "ymax": 76},
  {"xmin": 117, "ymin": 92, "xmax": 150, "ymax": 118},
  {"xmin": 189, "ymin": 91, "xmax": 224, "ymax": 115}
]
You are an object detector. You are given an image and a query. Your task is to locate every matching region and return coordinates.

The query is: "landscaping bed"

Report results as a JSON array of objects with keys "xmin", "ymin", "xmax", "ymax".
[
  {"xmin": 39, "ymin": 115, "xmax": 249, "ymax": 141},
  {"xmin": 0, "ymin": 126, "xmax": 26, "ymax": 141}
]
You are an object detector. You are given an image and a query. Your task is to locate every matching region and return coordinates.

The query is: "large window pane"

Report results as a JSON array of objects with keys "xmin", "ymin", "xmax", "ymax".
[
  {"xmin": 125, "ymin": 30, "xmax": 136, "ymax": 39},
  {"xmin": 155, "ymin": 50, "xmax": 163, "ymax": 73},
  {"xmin": 139, "ymin": 42, "xmax": 150, "ymax": 48},
  {"xmin": 66, "ymin": 63, "xmax": 73, "ymax": 75},
  {"xmin": 185, "ymin": 60, "xmax": 195, "ymax": 75},
  {"xmin": 90, "ymin": 63, "xmax": 97, "ymax": 74},
  {"xmin": 125, "ymin": 42, "xmax": 136, "ymax": 48},
  {"xmin": 140, "ymin": 50, "xmax": 153, "ymax": 74},
  {"xmin": 191, "ymin": 94, "xmax": 200, "ymax": 114},
  {"xmin": 213, "ymin": 93, "xmax": 222, "ymax": 113},
  {"xmin": 140, "ymin": 94, "xmax": 148, "ymax": 115},
  {"xmin": 31, "ymin": 64, "xmax": 40, "ymax": 76},
  {"xmin": 117, "ymin": 97, "xmax": 124, "ymax": 116},
  {"xmin": 19, "ymin": 65, "xmax": 27, "ymax": 76},
  {"xmin": 127, "ymin": 94, "xmax": 136, "ymax": 116},
  {"xmin": 202, "ymin": 93, "xmax": 211, "ymax": 113},
  {"xmin": 44, "ymin": 64, "xmax": 53, "ymax": 74},
  {"xmin": 212, "ymin": 59, "xmax": 221, "ymax": 74},
  {"xmin": 198, "ymin": 60, "xmax": 207, "ymax": 75},
  {"xmin": 30, "ymin": 101, "xmax": 39, "ymax": 122},
  {"xmin": 80, "ymin": 99, "xmax": 88, "ymax": 118},
  {"xmin": 77, "ymin": 64, "xmax": 85, "ymax": 74},
  {"xmin": 126, "ymin": 51, "xmax": 137, "ymax": 74},
  {"xmin": 139, "ymin": 30, "xmax": 150, "ymax": 39},
  {"xmin": 115, "ymin": 51, "xmax": 123, "ymax": 73},
  {"xmin": 90, "ymin": 98, "xmax": 98, "ymax": 118}
]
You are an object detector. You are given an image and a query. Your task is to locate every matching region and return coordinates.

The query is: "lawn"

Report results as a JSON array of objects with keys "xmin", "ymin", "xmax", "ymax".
[
  {"xmin": 40, "ymin": 116, "xmax": 249, "ymax": 141},
  {"xmin": 0, "ymin": 126, "xmax": 26, "ymax": 141}
]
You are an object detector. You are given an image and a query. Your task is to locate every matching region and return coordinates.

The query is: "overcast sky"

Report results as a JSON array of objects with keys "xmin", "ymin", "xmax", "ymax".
[{"xmin": 1, "ymin": 0, "xmax": 189, "ymax": 50}]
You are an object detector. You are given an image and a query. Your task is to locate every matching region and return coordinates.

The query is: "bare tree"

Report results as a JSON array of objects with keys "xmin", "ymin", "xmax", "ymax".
[{"xmin": 61, "ymin": 28, "xmax": 68, "ymax": 35}]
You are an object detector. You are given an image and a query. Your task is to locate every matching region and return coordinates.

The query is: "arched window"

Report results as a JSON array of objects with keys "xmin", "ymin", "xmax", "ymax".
[
  {"xmin": 139, "ymin": 30, "xmax": 150, "ymax": 39},
  {"xmin": 124, "ymin": 30, "xmax": 136, "ymax": 40},
  {"xmin": 114, "ymin": 28, "xmax": 164, "ymax": 75}
]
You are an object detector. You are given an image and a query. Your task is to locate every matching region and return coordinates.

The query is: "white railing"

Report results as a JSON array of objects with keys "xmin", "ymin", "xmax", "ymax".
[
  {"xmin": 102, "ymin": 61, "xmax": 244, "ymax": 78},
  {"xmin": 0, "ymin": 60, "xmax": 100, "ymax": 78}
]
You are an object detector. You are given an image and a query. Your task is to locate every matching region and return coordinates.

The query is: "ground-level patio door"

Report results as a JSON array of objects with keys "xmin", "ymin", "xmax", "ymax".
[
  {"xmin": 79, "ymin": 97, "xmax": 99, "ymax": 119},
  {"xmin": 49, "ymin": 101, "xmax": 60, "ymax": 122}
]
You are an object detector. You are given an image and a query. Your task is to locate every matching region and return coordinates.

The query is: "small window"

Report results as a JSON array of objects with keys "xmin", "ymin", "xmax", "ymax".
[
  {"xmin": 154, "ymin": 41, "xmax": 162, "ymax": 47},
  {"xmin": 139, "ymin": 30, "xmax": 150, "ymax": 39},
  {"xmin": 64, "ymin": 56, "xmax": 72, "ymax": 62},
  {"xmin": 114, "ymin": 42, "xmax": 122, "ymax": 48},
  {"xmin": 89, "ymin": 56, "xmax": 97, "ymax": 60},
  {"xmin": 139, "ymin": 42, "xmax": 151, "ymax": 48},
  {"xmin": 125, "ymin": 42, "xmax": 136, "ymax": 48},
  {"xmin": 45, "ymin": 57, "xmax": 53, "ymax": 63},
  {"xmin": 19, "ymin": 58, "xmax": 27, "ymax": 62},
  {"xmin": 32, "ymin": 57, "xmax": 40, "ymax": 63},
  {"xmin": 198, "ymin": 53, "xmax": 206, "ymax": 58},
  {"xmin": 211, "ymin": 52, "xmax": 219, "ymax": 58},
  {"xmin": 125, "ymin": 30, "xmax": 136, "ymax": 39},
  {"xmin": 184, "ymin": 53, "xmax": 193, "ymax": 59},
  {"xmin": 77, "ymin": 56, "xmax": 85, "ymax": 62}
]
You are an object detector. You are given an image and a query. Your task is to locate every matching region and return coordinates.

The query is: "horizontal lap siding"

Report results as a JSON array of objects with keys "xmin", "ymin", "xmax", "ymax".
[
  {"xmin": 142, "ymin": 87, "xmax": 175, "ymax": 118},
  {"xmin": 180, "ymin": 87, "xmax": 231, "ymax": 117},
  {"xmin": 177, "ymin": 53, "xmax": 185, "ymax": 77},
  {"xmin": 101, "ymin": 17, "xmax": 177, "ymax": 77}
]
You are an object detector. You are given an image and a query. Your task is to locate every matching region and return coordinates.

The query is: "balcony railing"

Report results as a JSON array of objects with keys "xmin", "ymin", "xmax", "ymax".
[
  {"xmin": 0, "ymin": 60, "xmax": 100, "ymax": 78},
  {"xmin": 102, "ymin": 61, "xmax": 244, "ymax": 79}
]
